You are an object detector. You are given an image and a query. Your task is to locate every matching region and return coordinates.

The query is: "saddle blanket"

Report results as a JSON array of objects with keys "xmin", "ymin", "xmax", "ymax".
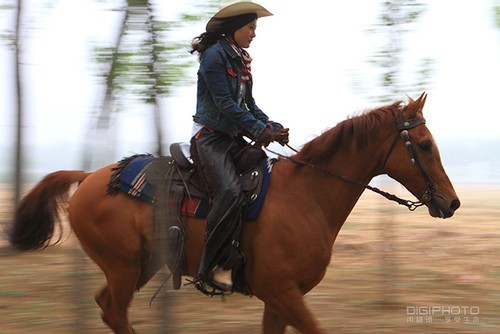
[{"xmin": 109, "ymin": 154, "xmax": 274, "ymax": 221}]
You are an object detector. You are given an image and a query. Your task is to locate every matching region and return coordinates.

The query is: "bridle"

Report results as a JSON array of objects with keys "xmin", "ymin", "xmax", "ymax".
[
  {"xmin": 267, "ymin": 114, "xmax": 435, "ymax": 211},
  {"xmin": 381, "ymin": 114, "xmax": 436, "ymax": 207}
]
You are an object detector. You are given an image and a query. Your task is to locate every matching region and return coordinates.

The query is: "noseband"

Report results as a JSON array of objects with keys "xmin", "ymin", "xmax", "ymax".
[{"xmin": 382, "ymin": 115, "xmax": 436, "ymax": 206}]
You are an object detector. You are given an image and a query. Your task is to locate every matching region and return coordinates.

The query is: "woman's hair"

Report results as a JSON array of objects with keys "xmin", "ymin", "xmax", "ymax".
[
  {"xmin": 190, "ymin": 13, "xmax": 257, "ymax": 59},
  {"xmin": 190, "ymin": 31, "xmax": 220, "ymax": 59}
]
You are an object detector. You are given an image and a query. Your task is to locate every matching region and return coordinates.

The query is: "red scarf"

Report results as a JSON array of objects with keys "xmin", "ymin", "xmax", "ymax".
[{"xmin": 226, "ymin": 37, "xmax": 252, "ymax": 84}]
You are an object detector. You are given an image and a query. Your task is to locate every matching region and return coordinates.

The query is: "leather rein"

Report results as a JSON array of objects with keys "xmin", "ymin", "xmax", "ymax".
[{"xmin": 267, "ymin": 116, "xmax": 435, "ymax": 211}]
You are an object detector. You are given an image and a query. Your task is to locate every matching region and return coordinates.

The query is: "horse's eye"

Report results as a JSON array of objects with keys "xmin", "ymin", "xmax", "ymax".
[{"xmin": 418, "ymin": 140, "xmax": 432, "ymax": 152}]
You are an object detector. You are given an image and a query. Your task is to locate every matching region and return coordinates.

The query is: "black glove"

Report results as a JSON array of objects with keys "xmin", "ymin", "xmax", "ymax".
[
  {"xmin": 255, "ymin": 126, "xmax": 274, "ymax": 147},
  {"xmin": 273, "ymin": 128, "xmax": 289, "ymax": 146}
]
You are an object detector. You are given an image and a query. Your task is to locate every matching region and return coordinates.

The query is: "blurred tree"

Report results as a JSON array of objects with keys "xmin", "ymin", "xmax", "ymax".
[
  {"xmin": 83, "ymin": 0, "xmax": 216, "ymax": 170},
  {"xmin": 79, "ymin": 4, "xmax": 216, "ymax": 330},
  {"xmin": 13, "ymin": 0, "xmax": 25, "ymax": 207},
  {"xmin": 367, "ymin": 0, "xmax": 429, "ymax": 103},
  {"xmin": 2, "ymin": 0, "xmax": 54, "ymax": 206},
  {"xmin": 495, "ymin": 0, "xmax": 500, "ymax": 29},
  {"xmin": 1, "ymin": 0, "xmax": 25, "ymax": 207},
  {"xmin": 81, "ymin": 1, "xmax": 129, "ymax": 170},
  {"xmin": 365, "ymin": 0, "xmax": 428, "ymax": 304}
]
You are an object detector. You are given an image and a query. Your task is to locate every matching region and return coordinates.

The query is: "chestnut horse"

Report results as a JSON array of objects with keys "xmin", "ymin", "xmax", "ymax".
[{"xmin": 10, "ymin": 93, "xmax": 460, "ymax": 333}]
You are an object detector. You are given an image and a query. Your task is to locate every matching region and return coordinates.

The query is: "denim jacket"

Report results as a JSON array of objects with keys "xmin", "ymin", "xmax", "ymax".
[{"xmin": 193, "ymin": 37, "xmax": 270, "ymax": 139}]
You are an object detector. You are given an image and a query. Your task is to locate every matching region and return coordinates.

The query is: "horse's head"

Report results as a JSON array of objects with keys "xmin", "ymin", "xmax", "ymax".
[{"xmin": 383, "ymin": 92, "xmax": 460, "ymax": 218}]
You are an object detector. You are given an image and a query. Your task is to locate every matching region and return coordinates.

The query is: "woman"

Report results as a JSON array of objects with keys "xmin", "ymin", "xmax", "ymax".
[{"xmin": 189, "ymin": 0, "xmax": 289, "ymax": 293}]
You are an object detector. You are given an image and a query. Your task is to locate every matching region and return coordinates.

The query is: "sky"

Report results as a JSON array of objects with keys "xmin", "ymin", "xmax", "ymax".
[{"xmin": 0, "ymin": 0, "xmax": 499, "ymax": 174}]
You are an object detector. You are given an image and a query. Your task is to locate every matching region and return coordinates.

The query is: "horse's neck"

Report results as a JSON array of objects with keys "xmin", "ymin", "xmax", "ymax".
[
  {"xmin": 322, "ymin": 162, "xmax": 374, "ymax": 223},
  {"xmin": 292, "ymin": 140, "xmax": 384, "ymax": 238}
]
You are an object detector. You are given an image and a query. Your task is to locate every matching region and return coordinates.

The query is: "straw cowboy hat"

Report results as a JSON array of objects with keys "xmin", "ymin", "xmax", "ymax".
[{"xmin": 206, "ymin": 0, "xmax": 273, "ymax": 32}]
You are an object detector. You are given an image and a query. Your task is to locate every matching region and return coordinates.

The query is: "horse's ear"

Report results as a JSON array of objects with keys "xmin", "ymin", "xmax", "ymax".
[
  {"xmin": 416, "ymin": 92, "xmax": 428, "ymax": 112},
  {"xmin": 406, "ymin": 92, "xmax": 427, "ymax": 117}
]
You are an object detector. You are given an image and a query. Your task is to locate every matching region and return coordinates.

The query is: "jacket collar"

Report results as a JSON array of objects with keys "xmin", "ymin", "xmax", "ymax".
[{"xmin": 219, "ymin": 36, "xmax": 240, "ymax": 60}]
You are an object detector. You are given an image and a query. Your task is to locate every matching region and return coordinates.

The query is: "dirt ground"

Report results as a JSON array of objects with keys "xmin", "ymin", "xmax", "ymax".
[{"xmin": 0, "ymin": 184, "xmax": 499, "ymax": 333}]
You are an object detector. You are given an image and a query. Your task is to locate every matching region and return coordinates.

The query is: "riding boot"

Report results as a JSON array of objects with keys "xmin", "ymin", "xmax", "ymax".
[
  {"xmin": 190, "ymin": 128, "xmax": 246, "ymax": 291},
  {"xmin": 196, "ymin": 188, "xmax": 244, "ymax": 289},
  {"xmin": 211, "ymin": 266, "xmax": 233, "ymax": 290}
]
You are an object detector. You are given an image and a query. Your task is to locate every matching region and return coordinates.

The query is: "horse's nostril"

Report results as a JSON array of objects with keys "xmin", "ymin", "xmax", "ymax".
[{"xmin": 450, "ymin": 199, "xmax": 461, "ymax": 211}]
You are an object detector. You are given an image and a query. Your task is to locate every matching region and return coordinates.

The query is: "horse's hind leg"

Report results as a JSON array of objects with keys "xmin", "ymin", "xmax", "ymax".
[
  {"xmin": 98, "ymin": 251, "xmax": 163, "ymax": 333},
  {"xmin": 74, "ymin": 226, "xmax": 141, "ymax": 333},
  {"xmin": 75, "ymin": 220, "xmax": 143, "ymax": 333},
  {"xmin": 98, "ymin": 261, "xmax": 141, "ymax": 334},
  {"xmin": 69, "ymin": 168, "xmax": 151, "ymax": 333},
  {"xmin": 136, "ymin": 251, "xmax": 164, "ymax": 290}
]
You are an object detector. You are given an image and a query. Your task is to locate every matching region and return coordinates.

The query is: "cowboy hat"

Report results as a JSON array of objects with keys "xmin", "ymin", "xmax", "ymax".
[{"xmin": 206, "ymin": 0, "xmax": 273, "ymax": 32}]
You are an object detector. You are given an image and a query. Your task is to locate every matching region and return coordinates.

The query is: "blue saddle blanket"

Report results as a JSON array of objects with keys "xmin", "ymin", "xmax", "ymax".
[
  {"xmin": 111, "ymin": 154, "xmax": 273, "ymax": 221},
  {"xmin": 113, "ymin": 155, "xmax": 157, "ymax": 203}
]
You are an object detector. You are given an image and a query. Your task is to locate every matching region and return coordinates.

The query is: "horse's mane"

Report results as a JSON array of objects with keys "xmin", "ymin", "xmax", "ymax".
[{"xmin": 297, "ymin": 100, "xmax": 403, "ymax": 164}]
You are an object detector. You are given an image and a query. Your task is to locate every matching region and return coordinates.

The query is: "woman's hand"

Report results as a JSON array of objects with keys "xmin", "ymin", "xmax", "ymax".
[
  {"xmin": 273, "ymin": 128, "xmax": 289, "ymax": 146},
  {"xmin": 256, "ymin": 124, "xmax": 290, "ymax": 147},
  {"xmin": 255, "ymin": 125, "xmax": 274, "ymax": 147}
]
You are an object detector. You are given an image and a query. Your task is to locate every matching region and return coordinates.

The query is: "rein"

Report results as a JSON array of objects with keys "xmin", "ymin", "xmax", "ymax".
[{"xmin": 266, "ymin": 117, "xmax": 432, "ymax": 211}]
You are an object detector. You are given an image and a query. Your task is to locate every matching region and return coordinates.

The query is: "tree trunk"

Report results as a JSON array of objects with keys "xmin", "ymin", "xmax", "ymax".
[
  {"xmin": 13, "ymin": 0, "xmax": 25, "ymax": 208},
  {"xmin": 146, "ymin": 0, "xmax": 164, "ymax": 156},
  {"xmin": 82, "ymin": 7, "xmax": 130, "ymax": 171}
]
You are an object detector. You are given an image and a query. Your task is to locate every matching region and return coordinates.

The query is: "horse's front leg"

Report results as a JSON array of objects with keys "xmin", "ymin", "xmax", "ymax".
[
  {"xmin": 261, "ymin": 286, "xmax": 325, "ymax": 334},
  {"xmin": 262, "ymin": 304, "xmax": 287, "ymax": 334}
]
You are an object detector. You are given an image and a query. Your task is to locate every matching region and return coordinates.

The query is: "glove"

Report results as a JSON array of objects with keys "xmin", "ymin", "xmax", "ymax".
[
  {"xmin": 269, "ymin": 122, "xmax": 284, "ymax": 131},
  {"xmin": 273, "ymin": 128, "xmax": 289, "ymax": 146},
  {"xmin": 255, "ymin": 126, "xmax": 274, "ymax": 147}
]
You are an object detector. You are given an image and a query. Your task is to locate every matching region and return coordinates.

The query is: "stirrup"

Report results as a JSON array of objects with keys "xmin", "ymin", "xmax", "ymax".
[{"xmin": 184, "ymin": 277, "xmax": 233, "ymax": 297}]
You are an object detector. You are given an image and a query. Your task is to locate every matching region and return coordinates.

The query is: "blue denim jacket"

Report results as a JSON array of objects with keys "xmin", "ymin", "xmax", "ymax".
[{"xmin": 193, "ymin": 37, "xmax": 270, "ymax": 139}]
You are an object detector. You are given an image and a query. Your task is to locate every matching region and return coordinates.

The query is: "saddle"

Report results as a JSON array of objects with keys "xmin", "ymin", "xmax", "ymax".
[
  {"xmin": 144, "ymin": 143, "xmax": 274, "ymax": 294},
  {"xmin": 168, "ymin": 143, "xmax": 270, "ymax": 294},
  {"xmin": 169, "ymin": 142, "xmax": 268, "ymax": 204}
]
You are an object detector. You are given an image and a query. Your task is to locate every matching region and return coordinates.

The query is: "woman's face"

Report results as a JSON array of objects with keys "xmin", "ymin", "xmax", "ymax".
[{"xmin": 234, "ymin": 19, "xmax": 257, "ymax": 49}]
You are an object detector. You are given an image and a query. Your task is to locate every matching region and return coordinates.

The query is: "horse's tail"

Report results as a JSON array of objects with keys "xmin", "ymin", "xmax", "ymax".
[{"xmin": 9, "ymin": 170, "xmax": 91, "ymax": 251}]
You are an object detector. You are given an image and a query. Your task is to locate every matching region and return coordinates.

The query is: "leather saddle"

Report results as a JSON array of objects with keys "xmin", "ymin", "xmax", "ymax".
[
  {"xmin": 148, "ymin": 143, "xmax": 271, "ymax": 292},
  {"xmin": 168, "ymin": 142, "xmax": 268, "ymax": 204}
]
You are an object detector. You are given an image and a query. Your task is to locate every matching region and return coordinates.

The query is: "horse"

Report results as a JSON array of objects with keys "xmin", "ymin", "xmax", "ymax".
[{"xmin": 9, "ymin": 93, "xmax": 460, "ymax": 333}]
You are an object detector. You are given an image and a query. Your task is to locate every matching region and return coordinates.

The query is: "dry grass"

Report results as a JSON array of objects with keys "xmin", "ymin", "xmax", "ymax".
[{"xmin": 0, "ymin": 184, "xmax": 499, "ymax": 333}]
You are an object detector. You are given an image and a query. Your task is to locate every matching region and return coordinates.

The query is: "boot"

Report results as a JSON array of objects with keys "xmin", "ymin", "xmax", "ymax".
[{"xmin": 211, "ymin": 265, "xmax": 233, "ymax": 291}]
